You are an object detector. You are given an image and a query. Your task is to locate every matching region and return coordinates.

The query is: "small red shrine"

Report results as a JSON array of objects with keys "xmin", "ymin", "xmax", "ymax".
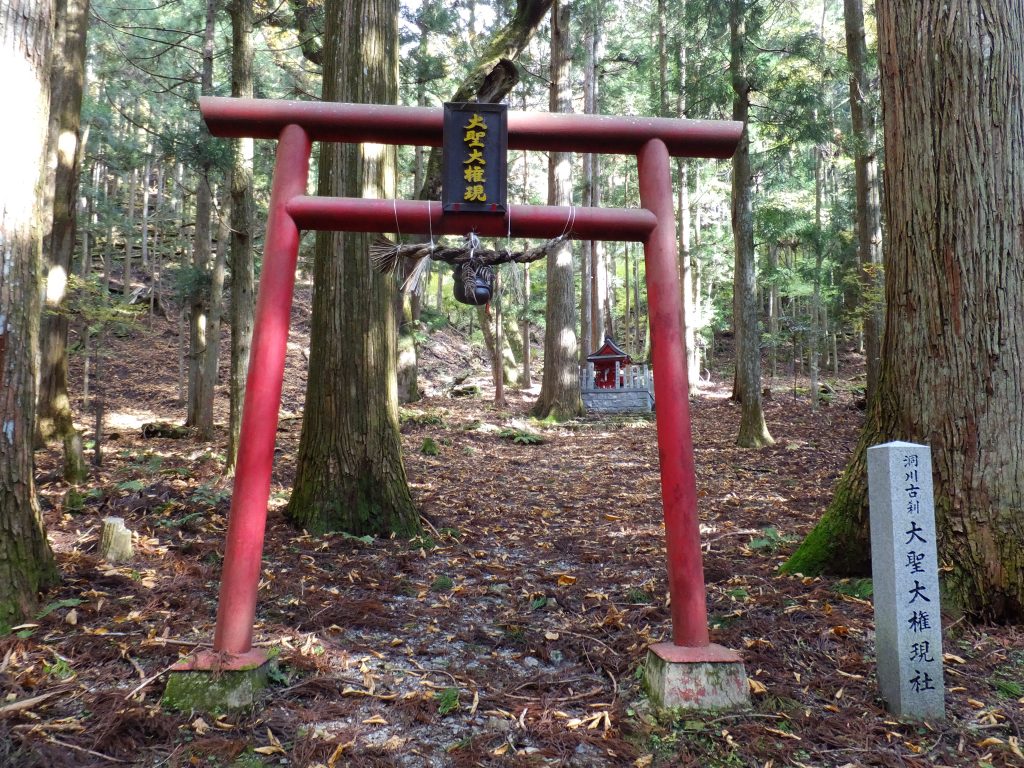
[{"xmin": 587, "ymin": 337, "xmax": 632, "ymax": 388}]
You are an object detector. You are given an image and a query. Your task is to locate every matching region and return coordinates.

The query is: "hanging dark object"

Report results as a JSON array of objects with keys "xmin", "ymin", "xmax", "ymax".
[{"xmin": 453, "ymin": 261, "xmax": 494, "ymax": 305}]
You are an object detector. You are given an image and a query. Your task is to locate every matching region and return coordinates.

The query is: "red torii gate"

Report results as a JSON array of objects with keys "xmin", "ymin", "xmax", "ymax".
[{"xmin": 183, "ymin": 96, "xmax": 744, "ymax": 679}]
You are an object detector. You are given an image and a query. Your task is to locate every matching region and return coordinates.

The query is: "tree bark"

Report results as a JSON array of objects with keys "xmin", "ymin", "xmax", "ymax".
[
  {"xmin": 583, "ymin": 7, "xmax": 608, "ymax": 355},
  {"xmin": 0, "ymin": 0, "xmax": 61, "ymax": 630},
  {"xmin": 787, "ymin": 1, "xmax": 1024, "ymax": 621},
  {"xmin": 843, "ymin": 0, "xmax": 883, "ymax": 406},
  {"xmin": 38, "ymin": 0, "xmax": 90, "ymax": 446},
  {"xmin": 202, "ymin": 190, "xmax": 230, "ymax": 439},
  {"xmin": 768, "ymin": 242, "xmax": 779, "ymax": 380},
  {"xmin": 477, "ymin": 303, "xmax": 520, "ymax": 387},
  {"xmin": 520, "ymin": 262, "xmax": 532, "ymax": 387},
  {"xmin": 532, "ymin": 0, "xmax": 582, "ymax": 421},
  {"xmin": 675, "ymin": 6, "xmax": 698, "ymax": 391},
  {"xmin": 227, "ymin": 0, "xmax": 255, "ymax": 473},
  {"xmin": 730, "ymin": 0, "xmax": 773, "ymax": 448},
  {"xmin": 809, "ymin": 145, "xmax": 824, "ymax": 410},
  {"xmin": 188, "ymin": 0, "xmax": 217, "ymax": 438},
  {"xmin": 286, "ymin": 0, "xmax": 419, "ymax": 537}
]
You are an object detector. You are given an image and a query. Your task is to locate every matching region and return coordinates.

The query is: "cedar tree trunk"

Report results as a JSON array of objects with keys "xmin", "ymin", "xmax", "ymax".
[
  {"xmin": 730, "ymin": 0, "xmax": 773, "ymax": 448},
  {"xmin": 286, "ymin": 0, "xmax": 419, "ymax": 537},
  {"xmin": 0, "ymin": 0, "xmax": 60, "ymax": 630},
  {"xmin": 532, "ymin": 0, "xmax": 582, "ymax": 421},
  {"xmin": 843, "ymin": 0, "xmax": 883, "ymax": 406},
  {"xmin": 786, "ymin": 1, "xmax": 1024, "ymax": 622},
  {"xmin": 38, "ymin": 0, "xmax": 89, "ymax": 447},
  {"xmin": 227, "ymin": 0, "xmax": 255, "ymax": 472}
]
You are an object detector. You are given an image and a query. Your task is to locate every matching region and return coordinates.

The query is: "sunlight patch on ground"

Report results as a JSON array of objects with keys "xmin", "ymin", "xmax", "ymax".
[
  {"xmin": 105, "ymin": 409, "xmax": 163, "ymax": 431},
  {"xmin": 699, "ymin": 382, "xmax": 735, "ymax": 400}
]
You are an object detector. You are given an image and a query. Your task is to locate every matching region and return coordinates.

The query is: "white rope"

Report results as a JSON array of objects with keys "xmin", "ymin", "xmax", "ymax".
[
  {"xmin": 427, "ymin": 200, "xmax": 434, "ymax": 249},
  {"xmin": 559, "ymin": 204, "xmax": 577, "ymax": 239}
]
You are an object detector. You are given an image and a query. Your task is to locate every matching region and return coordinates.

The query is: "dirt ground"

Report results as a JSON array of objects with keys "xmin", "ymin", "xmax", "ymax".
[{"xmin": 2, "ymin": 296, "xmax": 1023, "ymax": 767}]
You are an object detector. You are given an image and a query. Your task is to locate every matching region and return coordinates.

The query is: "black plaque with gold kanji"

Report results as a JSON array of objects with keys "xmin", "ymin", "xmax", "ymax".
[{"xmin": 442, "ymin": 102, "xmax": 508, "ymax": 214}]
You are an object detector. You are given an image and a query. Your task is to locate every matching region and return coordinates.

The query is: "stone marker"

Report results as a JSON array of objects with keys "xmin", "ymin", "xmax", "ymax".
[{"xmin": 868, "ymin": 441, "xmax": 944, "ymax": 719}]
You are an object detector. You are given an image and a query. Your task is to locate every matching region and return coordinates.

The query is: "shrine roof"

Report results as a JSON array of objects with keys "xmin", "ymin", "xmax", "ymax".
[{"xmin": 586, "ymin": 337, "xmax": 632, "ymax": 362}]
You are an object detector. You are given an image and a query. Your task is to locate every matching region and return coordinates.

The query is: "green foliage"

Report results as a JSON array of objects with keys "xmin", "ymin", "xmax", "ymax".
[
  {"xmin": 993, "ymin": 677, "xmax": 1024, "ymax": 699},
  {"xmin": 36, "ymin": 598, "xmax": 83, "ymax": 620},
  {"xmin": 410, "ymin": 534, "xmax": 437, "ymax": 551},
  {"xmin": 748, "ymin": 526, "xmax": 798, "ymax": 553},
  {"xmin": 44, "ymin": 657, "xmax": 75, "ymax": 680},
  {"xmin": 430, "ymin": 575, "xmax": 454, "ymax": 592},
  {"xmin": 400, "ymin": 408, "xmax": 446, "ymax": 426},
  {"xmin": 189, "ymin": 482, "xmax": 231, "ymax": 509},
  {"xmin": 339, "ymin": 532, "xmax": 375, "ymax": 546},
  {"xmin": 167, "ymin": 263, "xmax": 213, "ymax": 304},
  {"xmin": 420, "ymin": 438, "xmax": 440, "ymax": 456},
  {"xmin": 626, "ymin": 588, "xmax": 654, "ymax": 605},
  {"xmin": 436, "ymin": 687, "xmax": 460, "ymax": 716},
  {"xmin": 62, "ymin": 275, "xmax": 144, "ymax": 339},
  {"xmin": 65, "ymin": 488, "xmax": 88, "ymax": 511},
  {"xmin": 833, "ymin": 578, "xmax": 873, "ymax": 600},
  {"xmin": 498, "ymin": 427, "xmax": 544, "ymax": 445}
]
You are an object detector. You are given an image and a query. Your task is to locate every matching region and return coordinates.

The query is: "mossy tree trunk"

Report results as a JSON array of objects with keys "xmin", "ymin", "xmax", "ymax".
[
  {"xmin": 787, "ymin": 0, "xmax": 1024, "ymax": 622},
  {"xmin": 285, "ymin": 0, "xmax": 419, "ymax": 537},
  {"xmin": 0, "ymin": 0, "xmax": 61, "ymax": 630}
]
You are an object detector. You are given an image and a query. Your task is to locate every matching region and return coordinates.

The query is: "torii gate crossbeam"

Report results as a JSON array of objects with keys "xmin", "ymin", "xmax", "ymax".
[{"xmin": 182, "ymin": 97, "xmax": 743, "ymax": 674}]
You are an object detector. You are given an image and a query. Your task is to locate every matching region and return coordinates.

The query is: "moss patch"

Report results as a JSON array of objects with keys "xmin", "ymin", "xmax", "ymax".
[{"xmin": 162, "ymin": 665, "xmax": 270, "ymax": 715}]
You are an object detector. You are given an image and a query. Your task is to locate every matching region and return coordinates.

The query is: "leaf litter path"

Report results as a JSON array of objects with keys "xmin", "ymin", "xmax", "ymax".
[{"xmin": 4, "ymin": 314, "xmax": 1024, "ymax": 767}]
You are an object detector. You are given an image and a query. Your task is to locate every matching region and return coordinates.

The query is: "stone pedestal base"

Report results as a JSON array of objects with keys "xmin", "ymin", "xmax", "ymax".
[
  {"xmin": 162, "ymin": 649, "xmax": 272, "ymax": 714},
  {"xmin": 644, "ymin": 642, "xmax": 749, "ymax": 711}
]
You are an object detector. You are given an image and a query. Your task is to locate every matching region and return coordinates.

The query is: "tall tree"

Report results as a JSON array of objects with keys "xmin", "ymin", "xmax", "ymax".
[
  {"xmin": 786, "ymin": 0, "xmax": 1024, "ymax": 621},
  {"xmin": 0, "ymin": 0, "xmax": 60, "ymax": 629},
  {"xmin": 37, "ymin": 0, "xmax": 90, "ymax": 456},
  {"xmin": 187, "ymin": 0, "xmax": 219, "ymax": 439},
  {"xmin": 226, "ymin": 0, "xmax": 255, "ymax": 472},
  {"xmin": 286, "ymin": 0, "xmax": 419, "ymax": 536},
  {"xmin": 730, "ymin": 0, "xmax": 773, "ymax": 448},
  {"xmin": 532, "ymin": 0, "xmax": 582, "ymax": 420},
  {"xmin": 843, "ymin": 0, "xmax": 883, "ymax": 404},
  {"xmin": 675, "ymin": 1, "xmax": 699, "ymax": 391},
  {"xmin": 585, "ymin": 6, "xmax": 609, "ymax": 353}
]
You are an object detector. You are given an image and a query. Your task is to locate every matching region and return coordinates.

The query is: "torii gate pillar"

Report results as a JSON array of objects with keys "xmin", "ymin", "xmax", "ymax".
[{"xmin": 167, "ymin": 97, "xmax": 749, "ymax": 712}]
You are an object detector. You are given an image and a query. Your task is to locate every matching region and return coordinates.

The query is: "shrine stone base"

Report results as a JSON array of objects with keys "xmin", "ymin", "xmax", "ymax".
[
  {"xmin": 644, "ymin": 643, "xmax": 749, "ymax": 711},
  {"xmin": 582, "ymin": 389, "xmax": 654, "ymax": 413},
  {"xmin": 163, "ymin": 650, "xmax": 272, "ymax": 714}
]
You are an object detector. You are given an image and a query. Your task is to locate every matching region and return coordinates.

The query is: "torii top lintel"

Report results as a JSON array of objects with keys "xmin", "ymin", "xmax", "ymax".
[{"xmin": 199, "ymin": 96, "xmax": 742, "ymax": 159}]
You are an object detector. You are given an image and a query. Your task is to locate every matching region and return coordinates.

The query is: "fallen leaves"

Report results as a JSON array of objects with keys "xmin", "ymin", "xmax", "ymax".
[
  {"xmin": 253, "ymin": 728, "xmax": 286, "ymax": 755},
  {"xmin": 0, "ymin": 692, "xmax": 61, "ymax": 718},
  {"xmin": 19, "ymin": 332, "xmax": 1024, "ymax": 768}
]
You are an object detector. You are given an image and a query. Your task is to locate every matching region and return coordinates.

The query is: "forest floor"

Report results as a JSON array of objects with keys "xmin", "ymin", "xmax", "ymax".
[{"xmin": 3, "ymin": 290, "xmax": 1024, "ymax": 768}]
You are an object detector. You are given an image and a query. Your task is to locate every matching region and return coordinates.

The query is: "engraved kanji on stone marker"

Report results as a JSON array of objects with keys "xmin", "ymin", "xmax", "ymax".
[{"xmin": 868, "ymin": 442, "xmax": 945, "ymax": 720}]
